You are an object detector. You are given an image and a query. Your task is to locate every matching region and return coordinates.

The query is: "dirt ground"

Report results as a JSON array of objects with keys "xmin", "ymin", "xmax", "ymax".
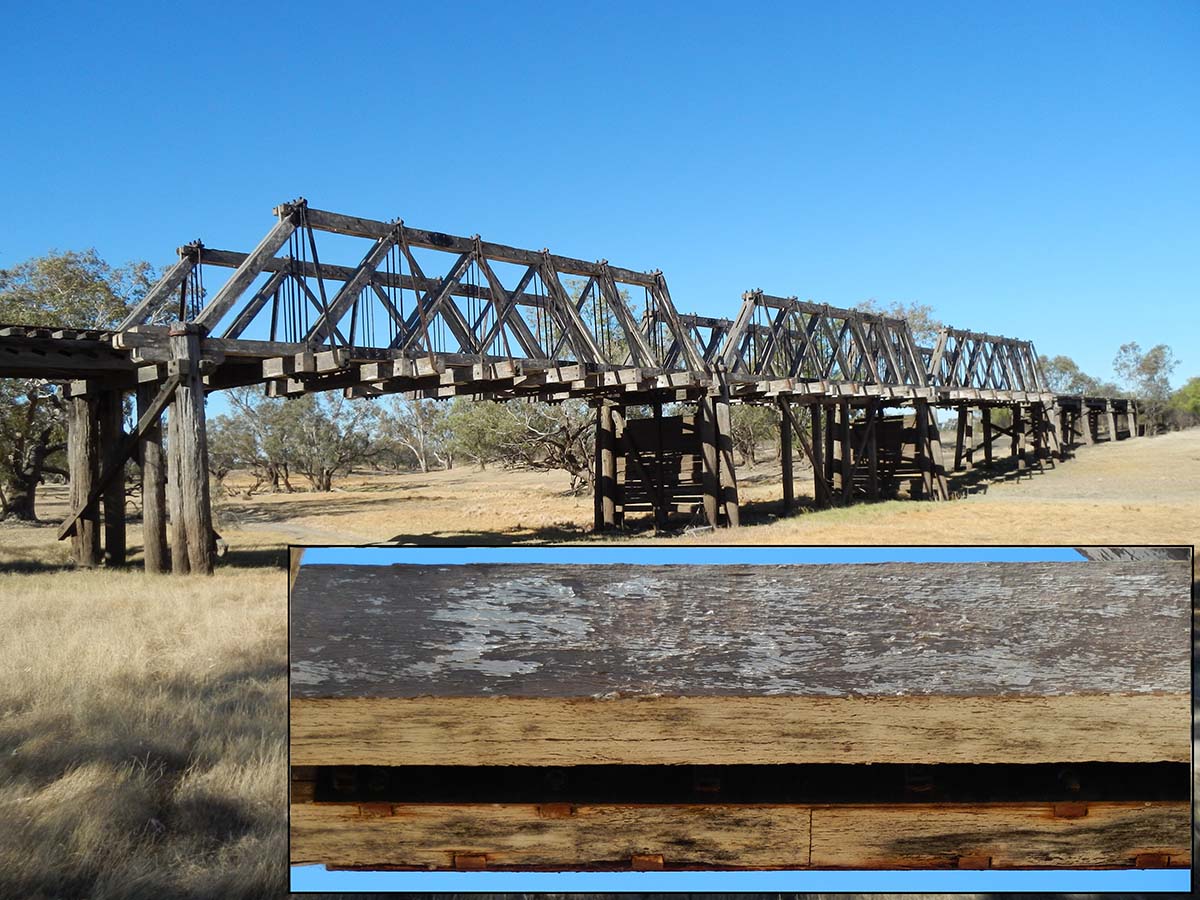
[{"xmin": 13, "ymin": 428, "xmax": 1195, "ymax": 563}]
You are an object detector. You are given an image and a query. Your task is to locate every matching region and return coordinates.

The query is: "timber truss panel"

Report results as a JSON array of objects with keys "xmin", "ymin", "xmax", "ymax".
[
  {"xmin": 927, "ymin": 326, "xmax": 1047, "ymax": 398},
  {"xmin": 719, "ymin": 292, "xmax": 928, "ymax": 394},
  {"xmin": 116, "ymin": 199, "xmax": 705, "ymax": 402}
]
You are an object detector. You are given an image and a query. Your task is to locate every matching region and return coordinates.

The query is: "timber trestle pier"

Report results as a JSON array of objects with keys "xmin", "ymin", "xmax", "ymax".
[{"xmin": 0, "ymin": 200, "xmax": 1139, "ymax": 572}]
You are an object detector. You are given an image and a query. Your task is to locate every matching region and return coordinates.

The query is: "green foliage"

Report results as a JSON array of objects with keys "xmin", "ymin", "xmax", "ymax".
[
  {"xmin": 0, "ymin": 248, "xmax": 156, "ymax": 329},
  {"xmin": 1168, "ymin": 376, "xmax": 1200, "ymax": 427},
  {"xmin": 444, "ymin": 399, "xmax": 595, "ymax": 491},
  {"xmin": 854, "ymin": 299, "xmax": 943, "ymax": 347},
  {"xmin": 1039, "ymin": 354, "xmax": 1103, "ymax": 394},
  {"xmin": 0, "ymin": 250, "xmax": 156, "ymax": 519},
  {"xmin": 0, "ymin": 381, "xmax": 68, "ymax": 519},
  {"xmin": 209, "ymin": 388, "xmax": 377, "ymax": 492},
  {"xmin": 374, "ymin": 398, "xmax": 454, "ymax": 473},
  {"xmin": 446, "ymin": 398, "xmax": 508, "ymax": 469},
  {"xmin": 1114, "ymin": 342, "xmax": 1178, "ymax": 429},
  {"xmin": 729, "ymin": 403, "xmax": 779, "ymax": 467}
]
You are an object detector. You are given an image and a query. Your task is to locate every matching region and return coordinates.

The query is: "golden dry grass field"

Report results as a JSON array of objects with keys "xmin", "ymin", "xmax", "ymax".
[{"xmin": 0, "ymin": 428, "xmax": 1196, "ymax": 898}]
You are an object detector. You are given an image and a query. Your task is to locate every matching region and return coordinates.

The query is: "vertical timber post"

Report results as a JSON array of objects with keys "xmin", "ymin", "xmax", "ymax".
[
  {"xmin": 1043, "ymin": 401, "xmax": 1061, "ymax": 461},
  {"xmin": 1104, "ymin": 401, "xmax": 1117, "ymax": 442},
  {"xmin": 168, "ymin": 323, "xmax": 214, "ymax": 575},
  {"xmin": 915, "ymin": 399, "xmax": 931, "ymax": 499},
  {"xmin": 167, "ymin": 405, "xmax": 188, "ymax": 574},
  {"xmin": 866, "ymin": 401, "xmax": 879, "ymax": 501},
  {"xmin": 1130, "ymin": 401, "xmax": 1140, "ymax": 438},
  {"xmin": 1080, "ymin": 400, "xmax": 1094, "ymax": 445},
  {"xmin": 614, "ymin": 407, "xmax": 626, "ymax": 528},
  {"xmin": 839, "ymin": 399, "xmax": 852, "ymax": 505},
  {"xmin": 810, "ymin": 403, "xmax": 827, "ymax": 508},
  {"xmin": 824, "ymin": 401, "xmax": 837, "ymax": 496},
  {"xmin": 953, "ymin": 404, "xmax": 968, "ymax": 471},
  {"xmin": 981, "ymin": 406, "xmax": 993, "ymax": 469},
  {"xmin": 1014, "ymin": 405, "xmax": 1027, "ymax": 476},
  {"xmin": 964, "ymin": 407, "xmax": 974, "ymax": 470},
  {"xmin": 593, "ymin": 402, "xmax": 617, "ymax": 532},
  {"xmin": 714, "ymin": 374, "xmax": 740, "ymax": 527},
  {"xmin": 98, "ymin": 389, "xmax": 127, "ymax": 567},
  {"xmin": 67, "ymin": 392, "xmax": 101, "ymax": 567},
  {"xmin": 652, "ymin": 400, "xmax": 667, "ymax": 531},
  {"xmin": 779, "ymin": 398, "xmax": 794, "ymax": 513},
  {"xmin": 137, "ymin": 382, "xmax": 169, "ymax": 573},
  {"xmin": 1031, "ymin": 402, "xmax": 1045, "ymax": 467},
  {"xmin": 926, "ymin": 403, "xmax": 949, "ymax": 500},
  {"xmin": 698, "ymin": 396, "xmax": 720, "ymax": 527}
]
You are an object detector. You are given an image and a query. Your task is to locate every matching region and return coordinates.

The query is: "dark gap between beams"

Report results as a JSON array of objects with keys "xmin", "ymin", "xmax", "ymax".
[{"xmin": 304, "ymin": 762, "xmax": 1187, "ymax": 805}]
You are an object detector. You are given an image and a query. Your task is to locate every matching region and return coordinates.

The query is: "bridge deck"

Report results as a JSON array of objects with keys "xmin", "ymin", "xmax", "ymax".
[{"xmin": 0, "ymin": 322, "xmax": 1134, "ymax": 412}]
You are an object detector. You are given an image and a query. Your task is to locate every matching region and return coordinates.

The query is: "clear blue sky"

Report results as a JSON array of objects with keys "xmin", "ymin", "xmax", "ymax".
[
  {"xmin": 2, "ymin": 1, "xmax": 1197, "ymax": 387},
  {"xmin": 290, "ymin": 544, "xmax": 1190, "ymax": 893}
]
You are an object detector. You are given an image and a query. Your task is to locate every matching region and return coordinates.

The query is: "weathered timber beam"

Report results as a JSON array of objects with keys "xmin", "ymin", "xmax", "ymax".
[
  {"xmin": 598, "ymin": 264, "xmax": 657, "ymax": 367},
  {"xmin": 194, "ymin": 213, "xmax": 299, "ymax": 330},
  {"xmin": 220, "ymin": 269, "xmax": 288, "ymax": 339},
  {"xmin": 300, "ymin": 206, "xmax": 659, "ymax": 286},
  {"xmin": 649, "ymin": 276, "xmax": 706, "ymax": 374},
  {"xmin": 58, "ymin": 373, "xmax": 181, "ymax": 540},
  {"xmin": 306, "ymin": 230, "xmax": 400, "ymax": 347},
  {"xmin": 116, "ymin": 251, "xmax": 196, "ymax": 331},
  {"xmin": 197, "ymin": 247, "xmax": 553, "ymax": 312},
  {"xmin": 291, "ymin": 799, "xmax": 1189, "ymax": 871}
]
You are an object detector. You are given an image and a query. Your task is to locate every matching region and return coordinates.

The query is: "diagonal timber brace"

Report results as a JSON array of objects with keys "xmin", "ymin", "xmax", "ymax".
[{"xmin": 58, "ymin": 374, "xmax": 182, "ymax": 540}]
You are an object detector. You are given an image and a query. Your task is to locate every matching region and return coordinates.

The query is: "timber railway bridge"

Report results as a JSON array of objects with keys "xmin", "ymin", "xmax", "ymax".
[{"xmin": 0, "ymin": 199, "xmax": 1139, "ymax": 573}]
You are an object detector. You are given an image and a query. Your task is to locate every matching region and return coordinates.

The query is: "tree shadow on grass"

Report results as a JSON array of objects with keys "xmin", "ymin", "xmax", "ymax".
[
  {"xmin": 384, "ymin": 522, "xmax": 592, "ymax": 546},
  {"xmin": 218, "ymin": 493, "xmax": 440, "ymax": 527},
  {"xmin": 0, "ymin": 650, "xmax": 289, "ymax": 900}
]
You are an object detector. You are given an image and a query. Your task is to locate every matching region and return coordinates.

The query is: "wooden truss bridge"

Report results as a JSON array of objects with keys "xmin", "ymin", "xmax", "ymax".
[{"xmin": 0, "ymin": 199, "xmax": 1140, "ymax": 573}]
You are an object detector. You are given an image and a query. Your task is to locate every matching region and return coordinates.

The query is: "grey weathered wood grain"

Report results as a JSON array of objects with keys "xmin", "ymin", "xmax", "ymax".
[{"xmin": 290, "ymin": 561, "xmax": 1190, "ymax": 700}]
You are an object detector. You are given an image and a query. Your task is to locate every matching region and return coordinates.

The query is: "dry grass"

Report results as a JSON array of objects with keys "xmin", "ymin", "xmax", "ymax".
[
  {"xmin": 0, "ymin": 560, "xmax": 288, "ymax": 899},
  {"xmin": 0, "ymin": 429, "xmax": 1195, "ymax": 897}
]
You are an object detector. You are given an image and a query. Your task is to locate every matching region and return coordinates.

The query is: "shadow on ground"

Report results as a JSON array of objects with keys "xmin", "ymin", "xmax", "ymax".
[{"xmin": 0, "ymin": 647, "xmax": 287, "ymax": 900}]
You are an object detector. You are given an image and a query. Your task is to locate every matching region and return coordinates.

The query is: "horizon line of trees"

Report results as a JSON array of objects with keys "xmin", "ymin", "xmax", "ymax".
[{"xmin": 2, "ymin": 248, "xmax": 1199, "ymax": 518}]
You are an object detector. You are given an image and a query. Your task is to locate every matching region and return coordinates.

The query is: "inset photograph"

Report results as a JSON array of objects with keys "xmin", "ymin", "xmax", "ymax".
[{"xmin": 288, "ymin": 546, "xmax": 1192, "ymax": 893}]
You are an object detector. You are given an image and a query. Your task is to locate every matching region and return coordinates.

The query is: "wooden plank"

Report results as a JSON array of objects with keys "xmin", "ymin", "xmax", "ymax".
[
  {"xmin": 290, "ymin": 694, "xmax": 1187, "ymax": 768},
  {"xmin": 291, "ymin": 561, "xmax": 1189, "ymax": 766},
  {"xmin": 810, "ymin": 801, "xmax": 1189, "ymax": 869},
  {"xmin": 292, "ymin": 801, "xmax": 813, "ymax": 870},
  {"xmin": 291, "ymin": 800, "xmax": 1187, "ymax": 870}
]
